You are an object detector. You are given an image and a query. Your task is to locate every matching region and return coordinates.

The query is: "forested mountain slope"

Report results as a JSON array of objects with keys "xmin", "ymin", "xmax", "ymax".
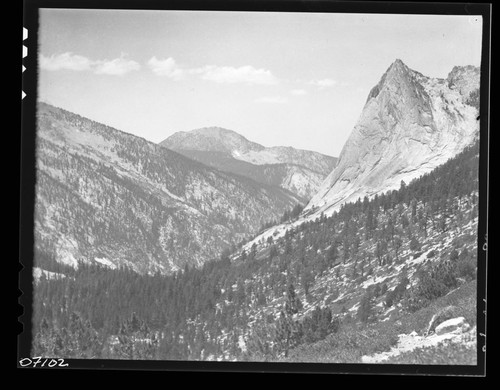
[
  {"xmin": 32, "ymin": 138, "xmax": 480, "ymax": 363},
  {"xmin": 34, "ymin": 103, "xmax": 303, "ymax": 274}
]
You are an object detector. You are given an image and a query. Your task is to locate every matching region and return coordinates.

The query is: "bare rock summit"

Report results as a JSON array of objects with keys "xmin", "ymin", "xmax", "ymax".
[{"xmin": 304, "ymin": 59, "xmax": 480, "ymax": 217}]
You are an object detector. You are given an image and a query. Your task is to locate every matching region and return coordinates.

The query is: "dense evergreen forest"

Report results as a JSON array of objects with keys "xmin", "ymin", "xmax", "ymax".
[{"xmin": 32, "ymin": 139, "xmax": 479, "ymax": 361}]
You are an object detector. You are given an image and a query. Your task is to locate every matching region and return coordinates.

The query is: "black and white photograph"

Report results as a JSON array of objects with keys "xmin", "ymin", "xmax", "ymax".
[{"xmin": 19, "ymin": 1, "xmax": 490, "ymax": 374}]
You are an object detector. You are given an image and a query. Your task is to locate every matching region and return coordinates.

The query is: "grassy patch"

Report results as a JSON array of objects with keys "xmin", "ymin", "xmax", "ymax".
[
  {"xmin": 384, "ymin": 339, "xmax": 477, "ymax": 365},
  {"xmin": 280, "ymin": 321, "xmax": 399, "ymax": 363},
  {"xmin": 398, "ymin": 280, "xmax": 477, "ymax": 335}
]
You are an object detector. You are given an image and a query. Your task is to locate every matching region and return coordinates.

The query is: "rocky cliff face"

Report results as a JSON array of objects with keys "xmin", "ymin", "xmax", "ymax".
[
  {"xmin": 34, "ymin": 103, "xmax": 303, "ymax": 274},
  {"xmin": 161, "ymin": 127, "xmax": 337, "ymax": 200},
  {"xmin": 304, "ymin": 59, "xmax": 480, "ymax": 217}
]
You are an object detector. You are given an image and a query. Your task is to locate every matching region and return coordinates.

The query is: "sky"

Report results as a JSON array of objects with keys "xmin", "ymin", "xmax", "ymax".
[{"xmin": 38, "ymin": 10, "xmax": 483, "ymax": 157}]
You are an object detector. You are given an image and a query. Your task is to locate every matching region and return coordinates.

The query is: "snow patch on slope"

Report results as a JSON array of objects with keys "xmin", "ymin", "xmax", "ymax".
[
  {"xmin": 94, "ymin": 257, "xmax": 117, "ymax": 269},
  {"xmin": 33, "ymin": 267, "xmax": 67, "ymax": 283}
]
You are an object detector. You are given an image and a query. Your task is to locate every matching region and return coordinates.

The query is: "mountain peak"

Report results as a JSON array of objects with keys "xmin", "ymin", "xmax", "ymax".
[
  {"xmin": 160, "ymin": 127, "xmax": 338, "ymax": 185},
  {"xmin": 365, "ymin": 59, "xmax": 412, "ymax": 102},
  {"xmin": 446, "ymin": 65, "xmax": 480, "ymax": 98},
  {"xmin": 448, "ymin": 64, "xmax": 479, "ymax": 76},
  {"xmin": 385, "ymin": 58, "xmax": 412, "ymax": 80},
  {"xmin": 160, "ymin": 126, "xmax": 264, "ymax": 154},
  {"xmin": 390, "ymin": 58, "xmax": 406, "ymax": 69},
  {"xmin": 191, "ymin": 126, "xmax": 238, "ymax": 136},
  {"xmin": 305, "ymin": 61, "xmax": 480, "ymax": 217}
]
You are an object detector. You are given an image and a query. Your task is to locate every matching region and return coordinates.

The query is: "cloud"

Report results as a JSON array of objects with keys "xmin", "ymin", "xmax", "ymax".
[
  {"xmin": 147, "ymin": 57, "xmax": 278, "ymax": 85},
  {"xmin": 309, "ymin": 78, "xmax": 338, "ymax": 88},
  {"xmin": 198, "ymin": 65, "xmax": 278, "ymax": 85},
  {"xmin": 39, "ymin": 52, "xmax": 140, "ymax": 76},
  {"xmin": 39, "ymin": 52, "xmax": 93, "ymax": 71},
  {"xmin": 291, "ymin": 89, "xmax": 307, "ymax": 96},
  {"xmin": 94, "ymin": 57, "xmax": 140, "ymax": 76},
  {"xmin": 147, "ymin": 56, "xmax": 185, "ymax": 80},
  {"xmin": 255, "ymin": 96, "xmax": 288, "ymax": 104}
]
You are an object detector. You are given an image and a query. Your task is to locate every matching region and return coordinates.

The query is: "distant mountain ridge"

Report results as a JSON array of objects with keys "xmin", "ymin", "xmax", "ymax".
[
  {"xmin": 160, "ymin": 127, "xmax": 337, "ymax": 199},
  {"xmin": 163, "ymin": 127, "xmax": 264, "ymax": 155},
  {"xmin": 34, "ymin": 103, "xmax": 303, "ymax": 274}
]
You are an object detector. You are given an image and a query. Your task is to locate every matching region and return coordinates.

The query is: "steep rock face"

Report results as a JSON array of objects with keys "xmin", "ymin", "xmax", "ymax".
[
  {"xmin": 304, "ymin": 59, "xmax": 480, "ymax": 216},
  {"xmin": 34, "ymin": 103, "xmax": 303, "ymax": 274},
  {"xmin": 161, "ymin": 127, "xmax": 337, "ymax": 200},
  {"xmin": 260, "ymin": 163, "xmax": 326, "ymax": 201},
  {"xmin": 447, "ymin": 65, "xmax": 481, "ymax": 98}
]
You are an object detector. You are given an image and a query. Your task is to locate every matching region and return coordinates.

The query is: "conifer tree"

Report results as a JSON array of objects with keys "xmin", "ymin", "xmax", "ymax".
[
  {"xmin": 393, "ymin": 236, "xmax": 403, "ymax": 263},
  {"xmin": 342, "ymin": 237, "xmax": 350, "ymax": 264},
  {"xmin": 285, "ymin": 283, "xmax": 302, "ymax": 315},
  {"xmin": 300, "ymin": 267, "xmax": 314, "ymax": 296},
  {"xmin": 274, "ymin": 310, "xmax": 302, "ymax": 358},
  {"xmin": 357, "ymin": 292, "xmax": 375, "ymax": 324},
  {"xmin": 411, "ymin": 199, "xmax": 418, "ymax": 221},
  {"xmin": 326, "ymin": 241, "xmax": 338, "ymax": 266}
]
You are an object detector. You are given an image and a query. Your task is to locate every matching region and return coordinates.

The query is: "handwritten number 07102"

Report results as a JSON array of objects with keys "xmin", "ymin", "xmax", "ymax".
[{"xmin": 19, "ymin": 357, "xmax": 68, "ymax": 368}]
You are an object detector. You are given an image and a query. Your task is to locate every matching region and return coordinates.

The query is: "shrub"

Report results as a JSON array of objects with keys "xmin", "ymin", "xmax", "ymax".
[
  {"xmin": 329, "ymin": 287, "xmax": 340, "ymax": 301},
  {"xmin": 431, "ymin": 260, "xmax": 458, "ymax": 289},
  {"xmin": 403, "ymin": 259, "xmax": 459, "ymax": 313},
  {"xmin": 357, "ymin": 293, "xmax": 375, "ymax": 323},
  {"xmin": 455, "ymin": 248, "xmax": 476, "ymax": 281},
  {"xmin": 427, "ymin": 250, "xmax": 436, "ymax": 259},
  {"xmin": 384, "ymin": 340, "xmax": 476, "ymax": 365},
  {"xmin": 385, "ymin": 276, "xmax": 409, "ymax": 308},
  {"xmin": 384, "ymin": 290, "xmax": 395, "ymax": 308},
  {"xmin": 301, "ymin": 306, "xmax": 339, "ymax": 344},
  {"xmin": 413, "ymin": 251, "xmax": 424, "ymax": 259},
  {"xmin": 372, "ymin": 283, "xmax": 382, "ymax": 298},
  {"xmin": 456, "ymin": 258, "xmax": 476, "ymax": 281},
  {"xmin": 397, "ymin": 280, "xmax": 476, "ymax": 335},
  {"xmin": 244, "ymin": 320, "xmax": 277, "ymax": 361},
  {"xmin": 282, "ymin": 322, "xmax": 399, "ymax": 363},
  {"xmin": 410, "ymin": 237, "xmax": 421, "ymax": 252},
  {"xmin": 404, "ymin": 271, "xmax": 447, "ymax": 313}
]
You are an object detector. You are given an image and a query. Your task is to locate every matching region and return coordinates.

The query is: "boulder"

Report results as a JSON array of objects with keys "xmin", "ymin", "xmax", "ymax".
[{"xmin": 434, "ymin": 317, "xmax": 470, "ymax": 335}]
